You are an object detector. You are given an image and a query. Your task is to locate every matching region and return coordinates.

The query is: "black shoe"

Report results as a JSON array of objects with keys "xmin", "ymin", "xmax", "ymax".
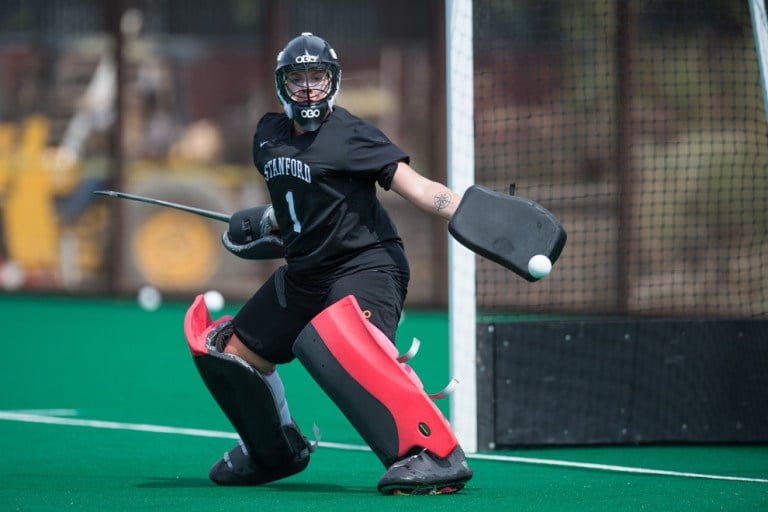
[
  {"xmin": 209, "ymin": 425, "xmax": 311, "ymax": 486},
  {"xmin": 377, "ymin": 446, "xmax": 473, "ymax": 495}
]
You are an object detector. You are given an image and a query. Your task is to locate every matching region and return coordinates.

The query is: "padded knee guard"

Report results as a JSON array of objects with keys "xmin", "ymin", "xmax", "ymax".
[
  {"xmin": 184, "ymin": 295, "xmax": 311, "ymax": 485},
  {"xmin": 292, "ymin": 295, "xmax": 459, "ymax": 467}
]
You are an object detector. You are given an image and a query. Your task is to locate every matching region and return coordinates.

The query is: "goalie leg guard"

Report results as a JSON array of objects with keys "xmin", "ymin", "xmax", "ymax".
[
  {"xmin": 184, "ymin": 295, "xmax": 311, "ymax": 486},
  {"xmin": 293, "ymin": 295, "xmax": 472, "ymax": 494}
]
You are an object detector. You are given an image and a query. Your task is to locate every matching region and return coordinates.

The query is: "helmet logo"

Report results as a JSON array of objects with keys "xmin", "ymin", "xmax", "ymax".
[
  {"xmin": 295, "ymin": 53, "xmax": 319, "ymax": 64},
  {"xmin": 300, "ymin": 109, "xmax": 322, "ymax": 119}
]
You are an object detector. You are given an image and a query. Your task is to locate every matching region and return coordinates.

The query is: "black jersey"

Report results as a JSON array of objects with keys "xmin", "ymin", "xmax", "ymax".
[{"xmin": 252, "ymin": 106, "xmax": 410, "ymax": 280}]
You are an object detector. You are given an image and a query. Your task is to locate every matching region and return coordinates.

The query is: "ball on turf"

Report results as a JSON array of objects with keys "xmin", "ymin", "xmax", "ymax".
[
  {"xmin": 527, "ymin": 254, "xmax": 552, "ymax": 279},
  {"xmin": 204, "ymin": 290, "xmax": 225, "ymax": 312},
  {"xmin": 137, "ymin": 285, "xmax": 162, "ymax": 311}
]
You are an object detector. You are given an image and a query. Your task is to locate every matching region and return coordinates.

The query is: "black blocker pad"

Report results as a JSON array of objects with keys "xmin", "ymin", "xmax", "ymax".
[{"xmin": 449, "ymin": 184, "xmax": 567, "ymax": 281}]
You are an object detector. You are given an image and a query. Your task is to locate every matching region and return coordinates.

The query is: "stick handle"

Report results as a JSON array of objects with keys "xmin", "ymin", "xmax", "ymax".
[{"xmin": 93, "ymin": 190, "xmax": 231, "ymax": 223}]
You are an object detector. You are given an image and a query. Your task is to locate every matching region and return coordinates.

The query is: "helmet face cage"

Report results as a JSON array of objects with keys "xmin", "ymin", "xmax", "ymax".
[
  {"xmin": 278, "ymin": 65, "xmax": 334, "ymax": 104},
  {"xmin": 275, "ymin": 33, "xmax": 341, "ymax": 131}
]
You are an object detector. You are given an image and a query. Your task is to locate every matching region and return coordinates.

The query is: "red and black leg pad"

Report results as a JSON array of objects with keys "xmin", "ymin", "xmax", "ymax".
[
  {"xmin": 293, "ymin": 295, "xmax": 472, "ymax": 494},
  {"xmin": 184, "ymin": 295, "xmax": 310, "ymax": 486},
  {"xmin": 293, "ymin": 295, "xmax": 472, "ymax": 493}
]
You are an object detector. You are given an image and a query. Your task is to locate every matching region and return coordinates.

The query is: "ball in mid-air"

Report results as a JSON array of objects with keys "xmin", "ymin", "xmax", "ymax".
[
  {"xmin": 137, "ymin": 285, "xmax": 162, "ymax": 311},
  {"xmin": 204, "ymin": 290, "xmax": 226, "ymax": 312},
  {"xmin": 0, "ymin": 261, "xmax": 24, "ymax": 291},
  {"xmin": 527, "ymin": 254, "xmax": 552, "ymax": 279}
]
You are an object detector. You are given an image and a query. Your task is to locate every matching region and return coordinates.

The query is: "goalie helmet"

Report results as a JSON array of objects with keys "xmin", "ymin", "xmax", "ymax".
[{"xmin": 275, "ymin": 32, "xmax": 341, "ymax": 132}]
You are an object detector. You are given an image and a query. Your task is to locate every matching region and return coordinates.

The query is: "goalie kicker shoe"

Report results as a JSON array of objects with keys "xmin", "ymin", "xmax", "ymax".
[
  {"xmin": 209, "ymin": 424, "xmax": 312, "ymax": 486},
  {"xmin": 377, "ymin": 445, "xmax": 473, "ymax": 495}
]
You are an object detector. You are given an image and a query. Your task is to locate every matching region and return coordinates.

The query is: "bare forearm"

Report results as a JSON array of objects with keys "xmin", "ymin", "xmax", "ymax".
[
  {"xmin": 421, "ymin": 182, "xmax": 461, "ymax": 220},
  {"xmin": 390, "ymin": 162, "xmax": 462, "ymax": 220}
]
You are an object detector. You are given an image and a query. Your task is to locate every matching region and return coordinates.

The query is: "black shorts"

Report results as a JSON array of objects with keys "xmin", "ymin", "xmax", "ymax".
[{"xmin": 231, "ymin": 266, "xmax": 408, "ymax": 364}]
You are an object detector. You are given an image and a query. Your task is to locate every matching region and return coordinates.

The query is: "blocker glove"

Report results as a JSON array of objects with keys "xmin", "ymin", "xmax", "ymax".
[{"xmin": 222, "ymin": 205, "xmax": 285, "ymax": 260}]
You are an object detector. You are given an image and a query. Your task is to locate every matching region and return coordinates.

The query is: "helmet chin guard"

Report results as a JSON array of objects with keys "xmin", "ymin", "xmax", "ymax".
[{"xmin": 275, "ymin": 33, "xmax": 341, "ymax": 132}]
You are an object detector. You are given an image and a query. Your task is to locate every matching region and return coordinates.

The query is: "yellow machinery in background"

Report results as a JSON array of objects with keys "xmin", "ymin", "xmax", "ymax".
[
  {"xmin": 0, "ymin": 116, "xmax": 73, "ymax": 286},
  {"xmin": 0, "ymin": 114, "xmax": 262, "ymax": 294}
]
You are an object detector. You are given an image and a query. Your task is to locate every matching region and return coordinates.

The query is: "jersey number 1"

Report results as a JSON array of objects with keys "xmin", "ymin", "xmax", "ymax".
[{"xmin": 285, "ymin": 190, "xmax": 302, "ymax": 233}]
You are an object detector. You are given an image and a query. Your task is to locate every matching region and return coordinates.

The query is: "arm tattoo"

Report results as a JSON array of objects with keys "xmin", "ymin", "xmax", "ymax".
[{"xmin": 433, "ymin": 192, "xmax": 452, "ymax": 211}]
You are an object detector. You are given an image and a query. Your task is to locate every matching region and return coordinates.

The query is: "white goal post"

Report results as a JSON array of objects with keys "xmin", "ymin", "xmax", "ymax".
[
  {"xmin": 749, "ymin": 0, "xmax": 768, "ymax": 126},
  {"xmin": 446, "ymin": 0, "xmax": 477, "ymax": 453}
]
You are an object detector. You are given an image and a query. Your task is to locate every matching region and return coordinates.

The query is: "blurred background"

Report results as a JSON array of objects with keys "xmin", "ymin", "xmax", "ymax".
[
  {"xmin": 0, "ymin": 0, "xmax": 448, "ymax": 304},
  {"xmin": 0, "ymin": 0, "xmax": 765, "ymax": 317}
]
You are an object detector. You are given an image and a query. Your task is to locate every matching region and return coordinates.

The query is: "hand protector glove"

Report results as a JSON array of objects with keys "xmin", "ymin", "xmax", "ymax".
[{"xmin": 221, "ymin": 205, "xmax": 285, "ymax": 260}]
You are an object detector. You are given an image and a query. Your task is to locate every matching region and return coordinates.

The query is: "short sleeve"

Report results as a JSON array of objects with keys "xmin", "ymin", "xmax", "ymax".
[
  {"xmin": 376, "ymin": 161, "xmax": 401, "ymax": 190},
  {"xmin": 346, "ymin": 120, "xmax": 409, "ymax": 183}
]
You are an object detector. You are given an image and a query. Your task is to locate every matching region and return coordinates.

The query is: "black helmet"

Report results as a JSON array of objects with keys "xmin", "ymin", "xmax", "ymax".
[{"xmin": 275, "ymin": 32, "xmax": 341, "ymax": 131}]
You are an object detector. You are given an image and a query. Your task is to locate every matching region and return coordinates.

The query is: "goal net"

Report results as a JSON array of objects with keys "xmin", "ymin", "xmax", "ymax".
[{"xmin": 448, "ymin": 0, "xmax": 768, "ymax": 451}]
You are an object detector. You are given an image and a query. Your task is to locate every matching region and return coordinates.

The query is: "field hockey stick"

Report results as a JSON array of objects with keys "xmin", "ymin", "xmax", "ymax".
[{"xmin": 94, "ymin": 190, "xmax": 231, "ymax": 222}]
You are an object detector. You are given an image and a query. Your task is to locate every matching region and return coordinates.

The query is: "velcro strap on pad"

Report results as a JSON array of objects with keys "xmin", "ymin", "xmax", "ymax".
[{"xmin": 229, "ymin": 206, "xmax": 272, "ymax": 243}]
